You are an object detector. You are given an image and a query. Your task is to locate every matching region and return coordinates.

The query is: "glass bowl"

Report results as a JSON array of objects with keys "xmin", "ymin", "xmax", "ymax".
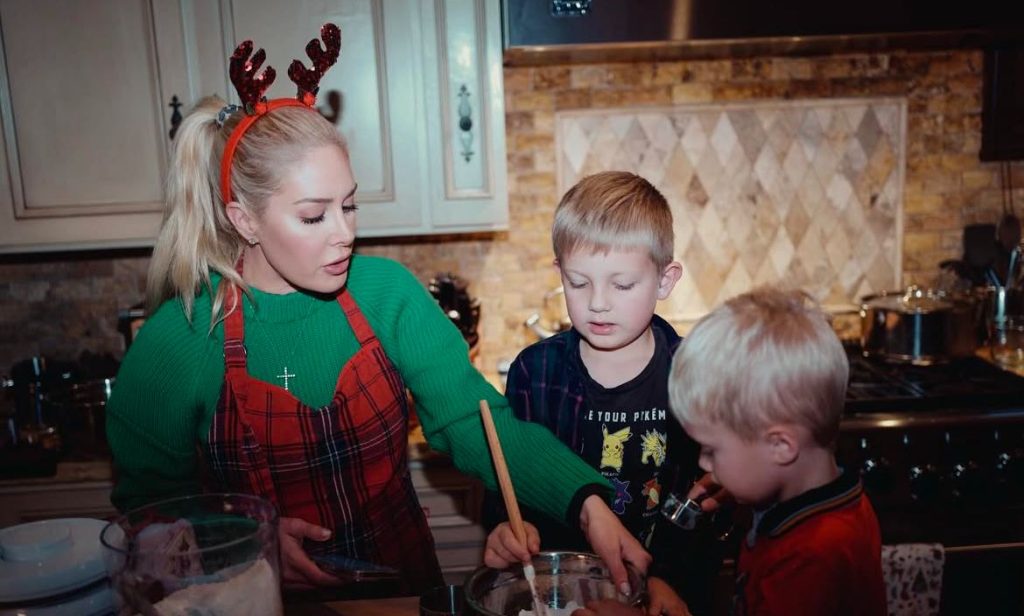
[
  {"xmin": 464, "ymin": 552, "xmax": 646, "ymax": 616},
  {"xmin": 100, "ymin": 493, "xmax": 281, "ymax": 616}
]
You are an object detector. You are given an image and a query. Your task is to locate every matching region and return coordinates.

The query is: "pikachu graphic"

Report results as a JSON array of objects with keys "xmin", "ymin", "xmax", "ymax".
[
  {"xmin": 640, "ymin": 429, "xmax": 667, "ymax": 467},
  {"xmin": 600, "ymin": 424, "xmax": 632, "ymax": 472}
]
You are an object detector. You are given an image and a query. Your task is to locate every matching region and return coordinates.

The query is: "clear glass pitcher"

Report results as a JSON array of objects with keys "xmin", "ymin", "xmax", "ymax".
[{"xmin": 100, "ymin": 493, "xmax": 282, "ymax": 616}]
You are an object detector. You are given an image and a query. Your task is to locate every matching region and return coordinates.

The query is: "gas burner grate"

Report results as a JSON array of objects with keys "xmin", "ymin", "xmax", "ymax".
[{"xmin": 844, "ymin": 351, "xmax": 1024, "ymax": 414}]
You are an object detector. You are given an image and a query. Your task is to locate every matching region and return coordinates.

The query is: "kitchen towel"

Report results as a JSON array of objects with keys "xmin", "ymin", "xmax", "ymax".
[{"xmin": 881, "ymin": 543, "xmax": 945, "ymax": 616}]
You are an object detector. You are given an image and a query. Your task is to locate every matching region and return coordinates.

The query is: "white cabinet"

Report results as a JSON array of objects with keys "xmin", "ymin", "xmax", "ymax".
[
  {"xmin": 0, "ymin": 0, "xmax": 507, "ymax": 253},
  {"xmin": 0, "ymin": 0, "xmax": 227, "ymax": 252},
  {"xmin": 219, "ymin": 0, "xmax": 508, "ymax": 238}
]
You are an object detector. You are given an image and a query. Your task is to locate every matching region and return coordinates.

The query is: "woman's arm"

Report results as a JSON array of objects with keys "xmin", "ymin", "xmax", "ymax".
[
  {"xmin": 355, "ymin": 257, "xmax": 608, "ymax": 519},
  {"xmin": 106, "ymin": 301, "xmax": 220, "ymax": 512}
]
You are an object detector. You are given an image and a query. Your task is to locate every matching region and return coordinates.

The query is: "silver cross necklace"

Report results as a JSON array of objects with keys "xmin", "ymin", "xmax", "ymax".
[{"xmin": 248, "ymin": 299, "xmax": 318, "ymax": 392}]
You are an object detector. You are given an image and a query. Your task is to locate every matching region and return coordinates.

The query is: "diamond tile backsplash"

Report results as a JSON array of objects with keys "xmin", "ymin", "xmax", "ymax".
[{"xmin": 557, "ymin": 99, "xmax": 906, "ymax": 319}]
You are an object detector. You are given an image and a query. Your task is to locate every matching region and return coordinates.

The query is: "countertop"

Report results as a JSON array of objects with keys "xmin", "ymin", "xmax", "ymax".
[
  {"xmin": 0, "ymin": 425, "xmax": 445, "ymax": 489},
  {"xmin": 288, "ymin": 596, "xmax": 419, "ymax": 615}
]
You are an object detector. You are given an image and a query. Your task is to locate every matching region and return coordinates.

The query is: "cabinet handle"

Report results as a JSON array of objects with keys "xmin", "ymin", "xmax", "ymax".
[
  {"xmin": 457, "ymin": 84, "xmax": 474, "ymax": 163},
  {"xmin": 168, "ymin": 95, "xmax": 183, "ymax": 140}
]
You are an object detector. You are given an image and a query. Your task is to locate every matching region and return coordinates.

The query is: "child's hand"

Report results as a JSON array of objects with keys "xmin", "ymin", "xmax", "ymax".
[
  {"xmin": 483, "ymin": 521, "xmax": 540, "ymax": 568},
  {"xmin": 686, "ymin": 472, "xmax": 732, "ymax": 512},
  {"xmin": 645, "ymin": 576, "xmax": 692, "ymax": 616},
  {"xmin": 571, "ymin": 600, "xmax": 644, "ymax": 616}
]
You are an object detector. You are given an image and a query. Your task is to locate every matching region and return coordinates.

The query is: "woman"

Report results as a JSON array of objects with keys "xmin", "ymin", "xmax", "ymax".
[{"xmin": 107, "ymin": 24, "xmax": 648, "ymax": 596}]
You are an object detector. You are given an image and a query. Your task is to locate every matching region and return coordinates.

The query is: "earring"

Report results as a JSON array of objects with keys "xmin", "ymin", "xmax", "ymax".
[{"xmin": 247, "ymin": 237, "xmax": 258, "ymax": 247}]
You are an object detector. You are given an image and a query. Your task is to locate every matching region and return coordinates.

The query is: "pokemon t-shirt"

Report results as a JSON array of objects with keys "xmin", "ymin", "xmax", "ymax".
[{"xmin": 577, "ymin": 326, "xmax": 671, "ymax": 538}]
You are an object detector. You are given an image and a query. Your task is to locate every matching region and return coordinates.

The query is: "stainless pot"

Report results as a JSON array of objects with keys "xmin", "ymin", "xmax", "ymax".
[
  {"xmin": 860, "ymin": 286, "xmax": 981, "ymax": 365},
  {"xmin": 524, "ymin": 286, "xmax": 572, "ymax": 339}
]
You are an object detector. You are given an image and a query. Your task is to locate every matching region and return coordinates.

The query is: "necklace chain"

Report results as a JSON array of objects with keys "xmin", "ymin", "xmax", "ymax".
[{"xmin": 247, "ymin": 298, "xmax": 319, "ymax": 391}]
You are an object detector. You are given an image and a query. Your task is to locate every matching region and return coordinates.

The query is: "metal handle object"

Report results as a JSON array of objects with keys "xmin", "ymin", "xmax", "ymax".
[
  {"xmin": 661, "ymin": 493, "xmax": 705, "ymax": 530},
  {"xmin": 168, "ymin": 95, "xmax": 184, "ymax": 140}
]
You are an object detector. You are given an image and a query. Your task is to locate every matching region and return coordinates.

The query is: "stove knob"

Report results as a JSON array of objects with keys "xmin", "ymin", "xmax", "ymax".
[
  {"xmin": 909, "ymin": 464, "xmax": 942, "ymax": 503},
  {"xmin": 858, "ymin": 438, "xmax": 894, "ymax": 494},
  {"xmin": 861, "ymin": 456, "xmax": 894, "ymax": 493},
  {"xmin": 994, "ymin": 449, "xmax": 1024, "ymax": 500},
  {"xmin": 948, "ymin": 460, "xmax": 985, "ymax": 501},
  {"xmin": 991, "ymin": 430, "xmax": 1024, "ymax": 502}
]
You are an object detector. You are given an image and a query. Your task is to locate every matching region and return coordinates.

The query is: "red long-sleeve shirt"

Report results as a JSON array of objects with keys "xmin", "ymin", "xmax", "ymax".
[{"xmin": 733, "ymin": 469, "xmax": 887, "ymax": 616}]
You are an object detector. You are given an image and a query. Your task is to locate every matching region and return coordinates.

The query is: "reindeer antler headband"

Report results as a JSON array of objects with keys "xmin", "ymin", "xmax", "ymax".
[{"xmin": 219, "ymin": 23, "xmax": 341, "ymax": 204}]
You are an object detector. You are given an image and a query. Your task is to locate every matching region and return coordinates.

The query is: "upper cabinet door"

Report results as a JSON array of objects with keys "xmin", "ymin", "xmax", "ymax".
[
  {"xmin": 225, "ymin": 0, "xmax": 507, "ymax": 238},
  {"xmin": 0, "ymin": 0, "xmax": 506, "ymax": 253},
  {"xmin": 223, "ymin": 0, "xmax": 426, "ymax": 235},
  {"xmin": 0, "ymin": 0, "xmax": 221, "ymax": 253},
  {"xmin": 420, "ymin": 0, "xmax": 508, "ymax": 232}
]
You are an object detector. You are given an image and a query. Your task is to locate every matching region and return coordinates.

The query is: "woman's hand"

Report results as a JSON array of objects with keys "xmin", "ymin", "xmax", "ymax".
[
  {"xmin": 482, "ymin": 521, "xmax": 540, "ymax": 569},
  {"xmin": 571, "ymin": 599, "xmax": 644, "ymax": 616},
  {"xmin": 579, "ymin": 495, "xmax": 652, "ymax": 595},
  {"xmin": 278, "ymin": 517, "xmax": 346, "ymax": 589},
  {"xmin": 645, "ymin": 576, "xmax": 692, "ymax": 616},
  {"xmin": 686, "ymin": 473, "xmax": 732, "ymax": 513}
]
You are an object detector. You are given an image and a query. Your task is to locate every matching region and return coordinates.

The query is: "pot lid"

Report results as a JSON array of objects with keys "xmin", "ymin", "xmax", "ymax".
[
  {"xmin": 863, "ymin": 286, "xmax": 955, "ymax": 314},
  {"xmin": 0, "ymin": 518, "xmax": 108, "ymax": 603}
]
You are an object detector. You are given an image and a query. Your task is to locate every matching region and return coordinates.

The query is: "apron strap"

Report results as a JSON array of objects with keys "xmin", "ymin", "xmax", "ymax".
[
  {"xmin": 223, "ymin": 285, "xmax": 248, "ymax": 373},
  {"xmin": 337, "ymin": 289, "xmax": 377, "ymax": 346}
]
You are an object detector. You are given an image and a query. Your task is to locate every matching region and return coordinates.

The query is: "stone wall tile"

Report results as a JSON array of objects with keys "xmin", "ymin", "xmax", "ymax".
[
  {"xmin": 555, "ymin": 89, "xmax": 592, "ymax": 110},
  {"xmin": 770, "ymin": 58, "xmax": 814, "ymax": 80},
  {"xmin": 503, "ymin": 68, "xmax": 533, "ymax": 93},
  {"xmin": 591, "ymin": 87, "xmax": 672, "ymax": 107},
  {"xmin": 671, "ymin": 83, "xmax": 713, "ymax": 103},
  {"xmin": 649, "ymin": 63, "xmax": 685, "ymax": 85},
  {"xmin": 571, "ymin": 66, "xmax": 610, "ymax": 89},
  {"xmin": 507, "ymin": 90, "xmax": 554, "ymax": 112},
  {"xmin": 534, "ymin": 66, "xmax": 570, "ymax": 90}
]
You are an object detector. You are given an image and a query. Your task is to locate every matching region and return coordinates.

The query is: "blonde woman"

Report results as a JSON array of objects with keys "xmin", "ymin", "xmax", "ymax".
[{"xmin": 108, "ymin": 26, "xmax": 648, "ymax": 600}]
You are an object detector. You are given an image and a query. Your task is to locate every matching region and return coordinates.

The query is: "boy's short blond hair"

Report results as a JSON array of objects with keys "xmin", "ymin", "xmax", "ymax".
[
  {"xmin": 669, "ymin": 287, "xmax": 848, "ymax": 446},
  {"xmin": 552, "ymin": 171, "xmax": 674, "ymax": 269}
]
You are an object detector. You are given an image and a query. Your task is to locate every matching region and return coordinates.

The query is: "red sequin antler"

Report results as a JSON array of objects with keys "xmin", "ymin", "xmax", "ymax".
[
  {"xmin": 288, "ymin": 23, "xmax": 341, "ymax": 107},
  {"xmin": 229, "ymin": 40, "xmax": 277, "ymax": 114}
]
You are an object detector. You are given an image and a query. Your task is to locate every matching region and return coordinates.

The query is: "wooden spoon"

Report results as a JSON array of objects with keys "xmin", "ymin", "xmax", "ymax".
[{"xmin": 479, "ymin": 400, "xmax": 547, "ymax": 616}]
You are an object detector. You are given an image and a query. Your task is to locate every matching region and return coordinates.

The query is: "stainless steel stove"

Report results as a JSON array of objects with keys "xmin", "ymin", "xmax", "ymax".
[{"xmin": 836, "ymin": 349, "xmax": 1024, "ymax": 615}]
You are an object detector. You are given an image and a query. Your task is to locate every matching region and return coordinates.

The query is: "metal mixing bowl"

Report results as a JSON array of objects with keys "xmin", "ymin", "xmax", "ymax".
[{"xmin": 464, "ymin": 552, "xmax": 645, "ymax": 616}]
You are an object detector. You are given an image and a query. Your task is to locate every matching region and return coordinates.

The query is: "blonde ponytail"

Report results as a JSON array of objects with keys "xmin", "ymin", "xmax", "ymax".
[{"xmin": 146, "ymin": 96, "xmax": 245, "ymax": 324}]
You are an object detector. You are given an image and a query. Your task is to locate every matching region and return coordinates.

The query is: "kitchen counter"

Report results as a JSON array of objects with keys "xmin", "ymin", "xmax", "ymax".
[
  {"xmin": 0, "ymin": 425, "xmax": 443, "ymax": 489},
  {"xmin": 289, "ymin": 597, "xmax": 420, "ymax": 615}
]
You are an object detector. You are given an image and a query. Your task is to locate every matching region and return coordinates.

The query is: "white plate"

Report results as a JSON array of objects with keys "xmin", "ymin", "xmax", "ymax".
[{"xmin": 0, "ymin": 518, "xmax": 108, "ymax": 603}]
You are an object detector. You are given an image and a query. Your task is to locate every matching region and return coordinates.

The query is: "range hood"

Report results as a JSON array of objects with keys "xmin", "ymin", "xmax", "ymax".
[{"xmin": 503, "ymin": 0, "xmax": 1023, "ymax": 64}]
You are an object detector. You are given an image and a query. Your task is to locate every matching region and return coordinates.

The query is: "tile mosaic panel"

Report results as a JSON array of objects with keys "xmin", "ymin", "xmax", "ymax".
[{"xmin": 556, "ymin": 98, "xmax": 906, "ymax": 320}]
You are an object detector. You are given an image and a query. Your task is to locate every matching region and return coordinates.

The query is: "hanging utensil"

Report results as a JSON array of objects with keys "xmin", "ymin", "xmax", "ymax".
[{"xmin": 996, "ymin": 163, "xmax": 1021, "ymax": 284}]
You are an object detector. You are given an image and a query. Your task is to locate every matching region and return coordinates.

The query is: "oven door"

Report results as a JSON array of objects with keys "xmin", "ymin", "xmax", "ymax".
[{"xmin": 942, "ymin": 542, "xmax": 1024, "ymax": 615}]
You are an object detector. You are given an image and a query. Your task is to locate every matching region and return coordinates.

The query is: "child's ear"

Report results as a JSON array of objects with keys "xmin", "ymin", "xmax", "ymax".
[
  {"xmin": 657, "ymin": 261, "xmax": 684, "ymax": 300},
  {"xmin": 764, "ymin": 425, "xmax": 799, "ymax": 465}
]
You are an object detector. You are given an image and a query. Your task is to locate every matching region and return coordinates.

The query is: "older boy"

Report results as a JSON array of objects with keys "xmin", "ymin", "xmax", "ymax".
[
  {"xmin": 668, "ymin": 287, "xmax": 885, "ymax": 616},
  {"xmin": 484, "ymin": 171, "xmax": 720, "ymax": 615}
]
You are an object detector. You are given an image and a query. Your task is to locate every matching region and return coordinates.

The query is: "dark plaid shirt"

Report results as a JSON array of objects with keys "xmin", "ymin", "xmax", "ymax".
[{"xmin": 483, "ymin": 315, "xmax": 721, "ymax": 615}]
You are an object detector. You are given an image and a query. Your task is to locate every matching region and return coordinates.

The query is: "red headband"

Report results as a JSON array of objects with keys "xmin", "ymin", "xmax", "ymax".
[{"xmin": 220, "ymin": 23, "xmax": 341, "ymax": 204}]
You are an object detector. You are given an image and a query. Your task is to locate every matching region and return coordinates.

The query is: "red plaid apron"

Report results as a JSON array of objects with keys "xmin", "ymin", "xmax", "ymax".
[{"xmin": 202, "ymin": 287, "xmax": 442, "ymax": 595}]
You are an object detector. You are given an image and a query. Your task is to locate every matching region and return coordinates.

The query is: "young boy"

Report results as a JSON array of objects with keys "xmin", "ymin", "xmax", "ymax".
[
  {"xmin": 665, "ymin": 287, "xmax": 886, "ymax": 616},
  {"xmin": 483, "ymin": 171, "xmax": 720, "ymax": 615}
]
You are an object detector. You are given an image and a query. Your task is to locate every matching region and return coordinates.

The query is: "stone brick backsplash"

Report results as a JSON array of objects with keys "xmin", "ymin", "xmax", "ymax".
[
  {"xmin": 556, "ymin": 98, "xmax": 906, "ymax": 317},
  {"xmin": 1, "ymin": 49, "xmax": 1023, "ymax": 381}
]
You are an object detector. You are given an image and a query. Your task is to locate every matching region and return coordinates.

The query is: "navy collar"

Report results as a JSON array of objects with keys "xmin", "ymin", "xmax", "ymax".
[{"xmin": 753, "ymin": 467, "xmax": 862, "ymax": 539}]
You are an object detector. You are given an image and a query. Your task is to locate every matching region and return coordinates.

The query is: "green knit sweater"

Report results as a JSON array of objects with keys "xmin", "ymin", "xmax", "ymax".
[{"xmin": 107, "ymin": 255, "xmax": 608, "ymax": 521}]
